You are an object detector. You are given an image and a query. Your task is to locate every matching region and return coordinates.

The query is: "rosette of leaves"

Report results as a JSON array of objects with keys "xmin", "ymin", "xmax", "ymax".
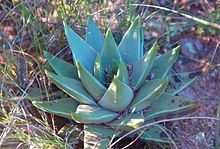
[{"xmin": 33, "ymin": 16, "xmax": 197, "ymax": 148}]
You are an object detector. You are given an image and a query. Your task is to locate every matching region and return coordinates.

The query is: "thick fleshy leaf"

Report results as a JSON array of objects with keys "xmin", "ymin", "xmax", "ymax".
[
  {"xmin": 32, "ymin": 98, "xmax": 78, "ymax": 119},
  {"xmin": 44, "ymin": 51, "xmax": 79, "ymax": 79},
  {"xmin": 27, "ymin": 87, "xmax": 46, "ymax": 101},
  {"xmin": 128, "ymin": 124, "xmax": 174, "ymax": 144},
  {"xmin": 131, "ymin": 42, "xmax": 158, "ymax": 89},
  {"xmin": 100, "ymin": 29, "xmax": 120, "ymax": 70},
  {"xmin": 98, "ymin": 78, "xmax": 134, "ymax": 112},
  {"xmin": 58, "ymin": 125, "xmax": 84, "ymax": 142},
  {"xmin": 130, "ymin": 79, "xmax": 168, "ymax": 112},
  {"xmin": 139, "ymin": 27, "xmax": 144, "ymax": 57},
  {"xmin": 45, "ymin": 71, "xmax": 96, "ymax": 105},
  {"xmin": 118, "ymin": 16, "xmax": 143, "ymax": 64},
  {"xmin": 72, "ymin": 104, "xmax": 119, "ymax": 124},
  {"xmin": 94, "ymin": 54, "xmax": 105, "ymax": 83},
  {"xmin": 64, "ymin": 23, "xmax": 97, "ymax": 73},
  {"xmin": 86, "ymin": 16, "xmax": 104, "ymax": 54},
  {"xmin": 116, "ymin": 59, "xmax": 128, "ymax": 84},
  {"xmin": 109, "ymin": 113, "xmax": 145, "ymax": 131},
  {"xmin": 145, "ymin": 93, "xmax": 196, "ymax": 120},
  {"xmin": 152, "ymin": 46, "xmax": 180, "ymax": 79},
  {"xmin": 76, "ymin": 61, "xmax": 107, "ymax": 101},
  {"xmin": 167, "ymin": 72, "xmax": 198, "ymax": 95},
  {"xmin": 84, "ymin": 125, "xmax": 120, "ymax": 149}
]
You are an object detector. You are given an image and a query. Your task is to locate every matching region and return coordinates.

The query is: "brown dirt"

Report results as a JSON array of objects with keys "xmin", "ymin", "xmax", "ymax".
[{"xmin": 173, "ymin": 34, "xmax": 220, "ymax": 148}]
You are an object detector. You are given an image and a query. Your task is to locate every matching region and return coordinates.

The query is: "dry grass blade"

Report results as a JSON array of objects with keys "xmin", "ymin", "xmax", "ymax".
[{"xmin": 130, "ymin": 4, "xmax": 220, "ymax": 30}]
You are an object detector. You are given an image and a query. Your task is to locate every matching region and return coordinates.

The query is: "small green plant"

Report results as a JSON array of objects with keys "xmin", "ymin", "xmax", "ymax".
[{"xmin": 33, "ymin": 16, "xmax": 197, "ymax": 148}]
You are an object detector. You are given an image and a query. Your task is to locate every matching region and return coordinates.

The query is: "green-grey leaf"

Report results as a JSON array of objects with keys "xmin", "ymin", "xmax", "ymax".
[
  {"xmin": 58, "ymin": 125, "xmax": 84, "ymax": 141},
  {"xmin": 118, "ymin": 16, "xmax": 143, "ymax": 64},
  {"xmin": 86, "ymin": 16, "xmax": 104, "ymax": 54},
  {"xmin": 100, "ymin": 29, "xmax": 120, "ymax": 70},
  {"xmin": 131, "ymin": 42, "xmax": 158, "ymax": 89},
  {"xmin": 152, "ymin": 46, "xmax": 180, "ymax": 79},
  {"xmin": 109, "ymin": 113, "xmax": 145, "ymax": 131},
  {"xmin": 32, "ymin": 98, "xmax": 78, "ymax": 119},
  {"xmin": 94, "ymin": 53, "xmax": 105, "ymax": 83},
  {"xmin": 116, "ymin": 59, "xmax": 128, "ymax": 84},
  {"xmin": 44, "ymin": 51, "xmax": 79, "ymax": 79},
  {"xmin": 128, "ymin": 124, "xmax": 174, "ymax": 144},
  {"xmin": 76, "ymin": 61, "xmax": 107, "ymax": 101},
  {"xmin": 145, "ymin": 93, "xmax": 196, "ymax": 120},
  {"xmin": 64, "ymin": 23, "xmax": 97, "ymax": 73},
  {"xmin": 98, "ymin": 78, "xmax": 134, "ymax": 112},
  {"xmin": 167, "ymin": 72, "xmax": 198, "ymax": 95},
  {"xmin": 72, "ymin": 104, "xmax": 119, "ymax": 124},
  {"xmin": 45, "ymin": 71, "xmax": 96, "ymax": 105},
  {"xmin": 27, "ymin": 87, "xmax": 46, "ymax": 101},
  {"xmin": 84, "ymin": 125, "xmax": 120, "ymax": 149},
  {"xmin": 139, "ymin": 27, "xmax": 144, "ymax": 57},
  {"xmin": 130, "ymin": 79, "xmax": 168, "ymax": 112}
]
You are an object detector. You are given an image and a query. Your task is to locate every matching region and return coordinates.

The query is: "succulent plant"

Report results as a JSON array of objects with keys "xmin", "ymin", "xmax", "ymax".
[{"xmin": 33, "ymin": 16, "xmax": 197, "ymax": 148}]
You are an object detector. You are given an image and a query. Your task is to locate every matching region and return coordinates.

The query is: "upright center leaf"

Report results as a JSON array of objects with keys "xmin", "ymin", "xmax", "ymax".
[{"xmin": 100, "ymin": 29, "xmax": 121, "ymax": 85}]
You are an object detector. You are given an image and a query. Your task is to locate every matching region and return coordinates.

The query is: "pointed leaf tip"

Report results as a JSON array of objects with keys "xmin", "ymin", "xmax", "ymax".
[
  {"xmin": 33, "ymin": 98, "xmax": 78, "ymax": 119},
  {"xmin": 130, "ymin": 79, "xmax": 168, "ymax": 112},
  {"xmin": 152, "ymin": 46, "xmax": 180, "ymax": 79},
  {"xmin": 101, "ymin": 28, "xmax": 120, "ymax": 71},
  {"xmin": 94, "ymin": 53, "xmax": 105, "ymax": 83},
  {"xmin": 76, "ymin": 61, "xmax": 107, "ymax": 101},
  {"xmin": 43, "ymin": 51, "xmax": 79, "ymax": 79},
  {"xmin": 118, "ymin": 16, "xmax": 143, "ymax": 64},
  {"xmin": 131, "ymin": 42, "xmax": 158, "ymax": 89},
  {"xmin": 116, "ymin": 59, "xmax": 128, "ymax": 84},
  {"xmin": 86, "ymin": 16, "xmax": 104, "ymax": 53},
  {"xmin": 64, "ymin": 23, "xmax": 97, "ymax": 73},
  {"xmin": 98, "ymin": 78, "xmax": 133, "ymax": 112},
  {"xmin": 63, "ymin": 21, "xmax": 67, "ymax": 27},
  {"xmin": 45, "ymin": 70, "xmax": 96, "ymax": 105}
]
